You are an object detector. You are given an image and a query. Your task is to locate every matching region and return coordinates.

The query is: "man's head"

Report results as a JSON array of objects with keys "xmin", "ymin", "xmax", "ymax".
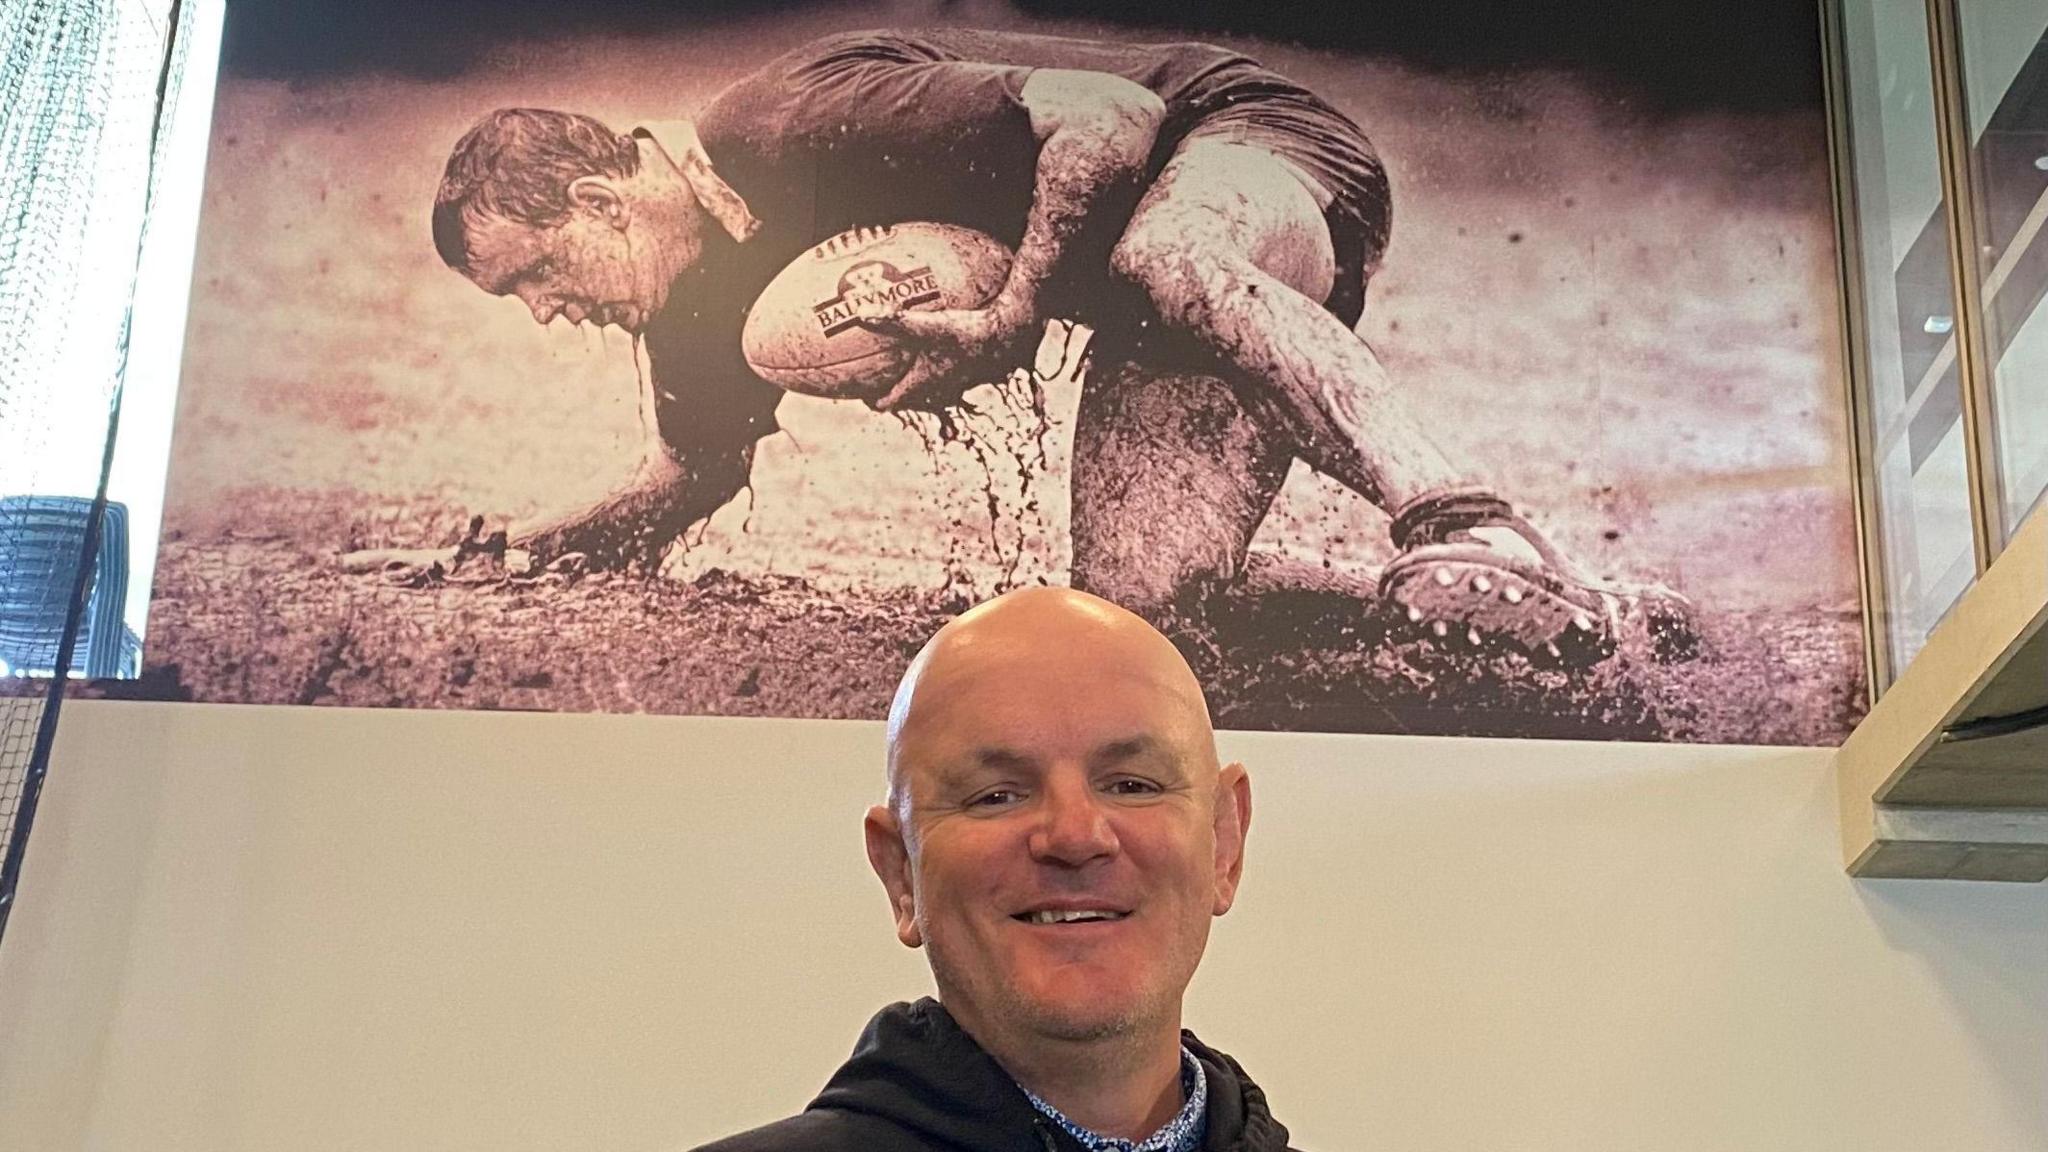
[
  {"xmin": 432, "ymin": 108, "xmax": 706, "ymax": 333},
  {"xmin": 866, "ymin": 588, "xmax": 1252, "ymax": 1054}
]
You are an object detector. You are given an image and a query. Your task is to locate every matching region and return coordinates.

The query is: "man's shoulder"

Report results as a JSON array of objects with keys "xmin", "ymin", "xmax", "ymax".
[
  {"xmin": 703, "ymin": 28, "xmax": 936, "ymax": 116},
  {"xmin": 697, "ymin": 31, "xmax": 915, "ymax": 160},
  {"xmin": 746, "ymin": 28, "xmax": 952, "ymax": 72},
  {"xmin": 690, "ymin": 1107, "xmax": 928, "ymax": 1152}
]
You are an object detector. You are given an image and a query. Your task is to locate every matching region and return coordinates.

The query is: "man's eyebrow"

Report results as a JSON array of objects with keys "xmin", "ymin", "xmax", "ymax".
[
  {"xmin": 924, "ymin": 737, "xmax": 1170, "ymax": 792},
  {"xmin": 919, "ymin": 750, "xmax": 1028, "ymax": 794},
  {"xmin": 971, "ymin": 748, "xmax": 1036, "ymax": 772},
  {"xmin": 1092, "ymin": 735, "xmax": 1165, "ymax": 767}
]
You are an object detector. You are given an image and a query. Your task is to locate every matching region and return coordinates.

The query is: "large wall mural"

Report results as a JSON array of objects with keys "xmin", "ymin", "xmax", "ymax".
[{"xmin": 143, "ymin": 0, "xmax": 1866, "ymax": 742}]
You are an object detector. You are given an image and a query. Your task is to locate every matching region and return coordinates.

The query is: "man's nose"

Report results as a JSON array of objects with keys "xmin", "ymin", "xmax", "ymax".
[{"xmin": 1028, "ymin": 775, "xmax": 1119, "ymax": 866}]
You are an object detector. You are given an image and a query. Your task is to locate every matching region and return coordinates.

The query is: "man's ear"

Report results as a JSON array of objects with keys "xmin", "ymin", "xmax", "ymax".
[
  {"xmin": 1211, "ymin": 763, "xmax": 1252, "ymax": 916},
  {"xmin": 864, "ymin": 804, "xmax": 923, "ymax": 949},
  {"xmin": 566, "ymin": 175, "xmax": 630, "ymax": 230}
]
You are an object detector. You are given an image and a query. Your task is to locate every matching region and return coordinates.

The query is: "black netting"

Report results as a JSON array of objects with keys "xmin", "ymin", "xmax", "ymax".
[{"xmin": 1, "ymin": 0, "xmax": 190, "ymax": 932}]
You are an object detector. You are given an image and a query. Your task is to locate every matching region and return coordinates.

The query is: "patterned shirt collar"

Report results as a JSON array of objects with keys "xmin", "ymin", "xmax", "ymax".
[{"xmin": 1020, "ymin": 1046, "xmax": 1208, "ymax": 1152}]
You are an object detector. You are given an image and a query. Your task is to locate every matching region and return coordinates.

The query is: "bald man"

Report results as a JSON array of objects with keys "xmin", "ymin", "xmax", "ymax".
[{"xmin": 694, "ymin": 587, "xmax": 1296, "ymax": 1152}]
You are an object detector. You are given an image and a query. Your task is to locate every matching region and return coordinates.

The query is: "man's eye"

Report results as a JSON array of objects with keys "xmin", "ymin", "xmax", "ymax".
[
  {"xmin": 1106, "ymin": 778, "xmax": 1161, "ymax": 796},
  {"xmin": 970, "ymin": 789, "xmax": 1022, "ymax": 808}
]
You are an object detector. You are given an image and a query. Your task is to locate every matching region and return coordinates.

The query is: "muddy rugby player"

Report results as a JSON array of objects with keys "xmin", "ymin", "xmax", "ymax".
[{"xmin": 411, "ymin": 28, "xmax": 1690, "ymax": 663}]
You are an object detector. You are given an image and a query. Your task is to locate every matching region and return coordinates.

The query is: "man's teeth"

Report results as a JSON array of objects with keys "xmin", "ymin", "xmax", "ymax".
[{"xmin": 1025, "ymin": 909, "xmax": 1127, "ymax": 924}]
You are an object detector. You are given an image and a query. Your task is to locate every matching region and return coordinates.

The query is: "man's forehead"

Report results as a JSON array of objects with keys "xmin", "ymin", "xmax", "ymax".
[
  {"xmin": 900, "ymin": 641, "xmax": 1204, "ymax": 760},
  {"xmin": 923, "ymin": 731, "xmax": 1178, "ymax": 779},
  {"xmin": 945, "ymin": 638, "xmax": 1185, "ymax": 697},
  {"xmin": 883, "ymin": 588, "xmax": 1219, "ymax": 798}
]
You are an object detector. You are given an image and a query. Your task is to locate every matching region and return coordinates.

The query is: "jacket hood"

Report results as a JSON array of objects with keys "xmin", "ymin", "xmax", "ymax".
[{"xmin": 808, "ymin": 999, "xmax": 1294, "ymax": 1152}]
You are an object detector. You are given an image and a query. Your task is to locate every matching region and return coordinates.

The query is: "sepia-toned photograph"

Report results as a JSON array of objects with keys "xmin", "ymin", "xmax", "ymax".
[{"xmin": 142, "ymin": 0, "xmax": 1865, "ymax": 742}]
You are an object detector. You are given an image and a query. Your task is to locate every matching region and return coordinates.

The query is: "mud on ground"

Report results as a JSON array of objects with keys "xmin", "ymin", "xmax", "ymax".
[{"xmin": 134, "ymin": 490, "xmax": 1863, "ymax": 744}]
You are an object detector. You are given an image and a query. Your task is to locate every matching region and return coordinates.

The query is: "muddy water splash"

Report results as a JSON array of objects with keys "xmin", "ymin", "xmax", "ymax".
[{"xmin": 891, "ymin": 367, "xmax": 1058, "ymax": 597}]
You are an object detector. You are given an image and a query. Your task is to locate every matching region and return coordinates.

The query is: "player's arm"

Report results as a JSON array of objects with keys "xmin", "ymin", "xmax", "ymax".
[
  {"xmin": 346, "ymin": 404, "xmax": 761, "ymax": 579},
  {"xmin": 993, "ymin": 69, "xmax": 1165, "ymax": 333},
  {"xmin": 869, "ymin": 68, "xmax": 1163, "ymax": 409},
  {"xmin": 334, "ymin": 455, "xmax": 725, "ymax": 579},
  {"xmin": 512, "ymin": 438, "xmax": 753, "ymax": 571},
  {"xmin": 517, "ymin": 340, "xmax": 783, "ymax": 571}
]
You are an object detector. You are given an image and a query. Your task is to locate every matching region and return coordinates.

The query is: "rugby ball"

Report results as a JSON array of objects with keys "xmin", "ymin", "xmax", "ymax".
[{"xmin": 741, "ymin": 223, "xmax": 1013, "ymax": 400}]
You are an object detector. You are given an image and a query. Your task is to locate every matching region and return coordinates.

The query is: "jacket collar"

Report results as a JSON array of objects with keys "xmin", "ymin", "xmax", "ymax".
[
  {"xmin": 1019, "ymin": 1045, "xmax": 1208, "ymax": 1152},
  {"xmin": 630, "ymin": 119, "xmax": 760, "ymax": 244},
  {"xmin": 807, "ymin": 999, "xmax": 1293, "ymax": 1152}
]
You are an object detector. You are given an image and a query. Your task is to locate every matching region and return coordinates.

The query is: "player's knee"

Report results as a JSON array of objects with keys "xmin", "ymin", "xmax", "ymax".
[
  {"xmin": 1110, "ymin": 227, "xmax": 1206, "ymax": 327},
  {"xmin": 1107, "ymin": 225, "xmax": 1157, "ymax": 288}
]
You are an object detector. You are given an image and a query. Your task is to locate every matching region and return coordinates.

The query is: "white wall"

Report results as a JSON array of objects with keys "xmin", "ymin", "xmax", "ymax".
[{"xmin": 2, "ymin": 700, "xmax": 2045, "ymax": 1152}]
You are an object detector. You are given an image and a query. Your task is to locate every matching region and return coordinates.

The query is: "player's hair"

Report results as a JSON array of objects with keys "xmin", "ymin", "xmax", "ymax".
[{"xmin": 431, "ymin": 108, "xmax": 642, "ymax": 271}]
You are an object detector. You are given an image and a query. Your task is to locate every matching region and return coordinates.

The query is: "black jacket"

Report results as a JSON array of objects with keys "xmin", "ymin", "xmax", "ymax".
[{"xmin": 693, "ymin": 998, "xmax": 1300, "ymax": 1152}]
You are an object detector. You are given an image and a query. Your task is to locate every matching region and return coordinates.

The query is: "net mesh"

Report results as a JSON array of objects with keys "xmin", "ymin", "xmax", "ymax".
[{"xmin": 0, "ymin": 0, "xmax": 188, "ymax": 909}]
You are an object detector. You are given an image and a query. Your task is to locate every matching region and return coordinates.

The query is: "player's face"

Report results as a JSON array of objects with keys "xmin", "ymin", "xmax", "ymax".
[
  {"xmin": 462, "ymin": 200, "xmax": 681, "ymax": 334},
  {"xmin": 874, "ymin": 619, "xmax": 1248, "ymax": 1049}
]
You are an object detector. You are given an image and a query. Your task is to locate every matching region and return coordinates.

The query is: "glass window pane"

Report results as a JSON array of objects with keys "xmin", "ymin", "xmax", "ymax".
[
  {"xmin": 1954, "ymin": 1, "xmax": 2048, "ymax": 537},
  {"xmin": 1842, "ymin": 0, "xmax": 1978, "ymax": 673},
  {"xmin": 0, "ymin": 0, "xmax": 219, "ymax": 677}
]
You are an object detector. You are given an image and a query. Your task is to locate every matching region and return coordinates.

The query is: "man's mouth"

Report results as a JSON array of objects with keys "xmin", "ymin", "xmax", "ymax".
[
  {"xmin": 573, "ymin": 304, "xmax": 639, "ymax": 332},
  {"xmin": 1013, "ymin": 908, "xmax": 1130, "ymax": 925}
]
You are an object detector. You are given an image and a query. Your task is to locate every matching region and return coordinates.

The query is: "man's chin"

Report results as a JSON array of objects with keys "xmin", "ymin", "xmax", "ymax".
[
  {"xmin": 931, "ymin": 947, "xmax": 1157, "ymax": 1045},
  {"xmin": 1005, "ymin": 981, "xmax": 1152, "ymax": 1043},
  {"xmin": 585, "ymin": 304, "xmax": 649, "ymax": 333},
  {"xmin": 1019, "ymin": 1001, "xmax": 1142, "ymax": 1044}
]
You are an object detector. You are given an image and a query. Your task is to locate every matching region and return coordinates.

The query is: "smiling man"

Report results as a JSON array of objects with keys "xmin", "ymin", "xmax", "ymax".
[{"xmin": 693, "ymin": 587, "xmax": 1294, "ymax": 1152}]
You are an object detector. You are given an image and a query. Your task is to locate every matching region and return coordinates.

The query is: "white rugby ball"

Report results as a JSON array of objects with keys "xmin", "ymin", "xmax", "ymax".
[{"xmin": 741, "ymin": 223, "xmax": 1013, "ymax": 400}]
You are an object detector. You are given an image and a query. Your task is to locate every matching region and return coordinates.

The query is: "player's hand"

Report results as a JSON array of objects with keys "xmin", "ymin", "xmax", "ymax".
[
  {"xmin": 338, "ymin": 544, "xmax": 464, "ymax": 584},
  {"xmin": 338, "ymin": 515, "xmax": 535, "ymax": 585},
  {"xmin": 863, "ymin": 299, "xmax": 1036, "ymax": 411}
]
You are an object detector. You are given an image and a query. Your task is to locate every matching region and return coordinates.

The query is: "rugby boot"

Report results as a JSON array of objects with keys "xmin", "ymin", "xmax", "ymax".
[{"xmin": 1379, "ymin": 487, "xmax": 1699, "ymax": 666}]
